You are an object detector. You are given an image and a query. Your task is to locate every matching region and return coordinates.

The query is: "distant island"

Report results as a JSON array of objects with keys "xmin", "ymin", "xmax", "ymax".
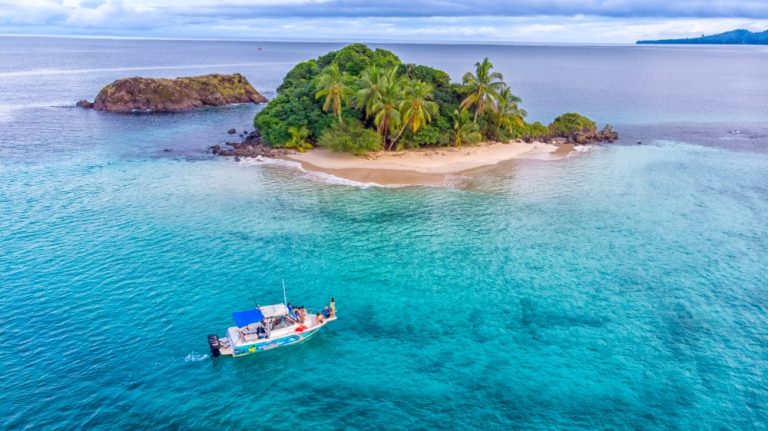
[
  {"xmin": 76, "ymin": 73, "xmax": 267, "ymax": 113},
  {"xmin": 637, "ymin": 29, "xmax": 768, "ymax": 45}
]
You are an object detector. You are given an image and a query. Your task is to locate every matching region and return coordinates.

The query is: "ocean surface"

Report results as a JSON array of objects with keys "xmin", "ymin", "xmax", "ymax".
[{"xmin": 1, "ymin": 37, "xmax": 767, "ymax": 429}]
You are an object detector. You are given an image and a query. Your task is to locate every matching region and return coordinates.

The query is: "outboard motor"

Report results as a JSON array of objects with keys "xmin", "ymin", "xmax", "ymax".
[{"xmin": 207, "ymin": 334, "xmax": 221, "ymax": 358}]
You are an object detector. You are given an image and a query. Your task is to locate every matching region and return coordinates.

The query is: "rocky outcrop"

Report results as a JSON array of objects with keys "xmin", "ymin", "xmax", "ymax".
[
  {"xmin": 210, "ymin": 131, "xmax": 285, "ymax": 158},
  {"xmin": 547, "ymin": 125, "xmax": 619, "ymax": 145},
  {"xmin": 569, "ymin": 125, "xmax": 619, "ymax": 145},
  {"xmin": 77, "ymin": 73, "xmax": 267, "ymax": 113},
  {"xmin": 75, "ymin": 99, "xmax": 94, "ymax": 109}
]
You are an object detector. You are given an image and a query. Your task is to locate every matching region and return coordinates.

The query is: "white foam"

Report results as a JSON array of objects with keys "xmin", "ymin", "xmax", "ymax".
[
  {"xmin": 0, "ymin": 101, "xmax": 72, "ymax": 123},
  {"xmin": 443, "ymin": 174, "xmax": 469, "ymax": 188},
  {"xmin": 184, "ymin": 352, "xmax": 209, "ymax": 362},
  {"xmin": 573, "ymin": 145, "xmax": 593, "ymax": 152},
  {"xmin": 566, "ymin": 145, "xmax": 596, "ymax": 157},
  {"xmin": 239, "ymin": 156, "xmax": 382, "ymax": 188}
]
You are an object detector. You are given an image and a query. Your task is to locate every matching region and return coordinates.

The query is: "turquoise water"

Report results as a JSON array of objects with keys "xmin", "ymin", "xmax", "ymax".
[{"xmin": 1, "ymin": 38, "xmax": 768, "ymax": 429}]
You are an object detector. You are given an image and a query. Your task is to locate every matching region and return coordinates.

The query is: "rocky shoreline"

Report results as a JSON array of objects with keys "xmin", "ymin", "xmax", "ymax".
[
  {"xmin": 209, "ymin": 130, "xmax": 285, "ymax": 159},
  {"xmin": 210, "ymin": 124, "xmax": 619, "ymax": 161},
  {"xmin": 530, "ymin": 125, "xmax": 619, "ymax": 145}
]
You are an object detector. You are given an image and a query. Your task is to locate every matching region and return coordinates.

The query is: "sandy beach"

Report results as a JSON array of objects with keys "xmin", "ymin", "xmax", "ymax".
[{"xmin": 283, "ymin": 141, "xmax": 571, "ymax": 186}]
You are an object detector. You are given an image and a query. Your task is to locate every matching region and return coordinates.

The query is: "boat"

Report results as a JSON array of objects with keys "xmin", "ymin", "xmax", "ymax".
[{"xmin": 207, "ymin": 300, "xmax": 336, "ymax": 357}]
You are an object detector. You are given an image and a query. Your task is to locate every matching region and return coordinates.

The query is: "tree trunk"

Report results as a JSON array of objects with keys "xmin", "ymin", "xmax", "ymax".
[
  {"xmin": 474, "ymin": 98, "xmax": 483, "ymax": 123},
  {"xmin": 383, "ymin": 124, "xmax": 391, "ymax": 151},
  {"xmin": 390, "ymin": 123, "xmax": 408, "ymax": 150}
]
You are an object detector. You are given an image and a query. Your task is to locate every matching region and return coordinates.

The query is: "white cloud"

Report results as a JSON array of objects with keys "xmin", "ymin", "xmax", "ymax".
[
  {"xmin": 0, "ymin": 0, "xmax": 767, "ymax": 42},
  {"xmin": 63, "ymin": 0, "xmax": 152, "ymax": 28}
]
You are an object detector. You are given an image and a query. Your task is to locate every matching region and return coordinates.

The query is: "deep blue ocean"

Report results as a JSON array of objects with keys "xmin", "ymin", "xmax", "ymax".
[{"xmin": 1, "ymin": 37, "xmax": 767, "ymax": 429}]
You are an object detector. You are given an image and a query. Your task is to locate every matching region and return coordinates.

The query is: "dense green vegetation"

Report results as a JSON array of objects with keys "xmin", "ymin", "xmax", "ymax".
[{"xmin": 254, "ymin": 43, "xmax": 602, "ymax": 153}]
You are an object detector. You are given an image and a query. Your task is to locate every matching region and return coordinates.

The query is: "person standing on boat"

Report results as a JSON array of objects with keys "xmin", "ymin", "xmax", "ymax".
[
  {"xmin": 287, "ymin": 303, "xmax": 298, "ymax": 320},
  {"xmin": 329, "ymin": 298, "xmax": 336, "ymax": 317}
]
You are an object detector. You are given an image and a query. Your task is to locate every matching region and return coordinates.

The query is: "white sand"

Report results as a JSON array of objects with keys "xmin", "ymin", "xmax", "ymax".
[{"xmin": 280, "ymin": 141, "xmax": 568, "ymax": 186}]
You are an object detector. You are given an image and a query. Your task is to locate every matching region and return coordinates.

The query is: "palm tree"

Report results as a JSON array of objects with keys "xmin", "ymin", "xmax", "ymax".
[
  {"xmin": 370, "ymin": 67, "xmax": 404, "ymax": 150},
  {"xmin": 315, "ymin": 63, "xmax": 351, "ymax": 123},
  {"xmin": 284, "ymin": 125, "xmax": 312, "ymax": 152},
  {"xmin": 495, "ymin": 85, "xmax": 526, "ymax": 135},
  {"xmin": 391, "ymin": 80, "xmax": 437, "ymax": 147},
  {"xmin": 460, "ymin": 57, "xmax": 506, "ymax": 123},
  {"xmin": 452, "ymin": 109, "xmax": 481, "ymax": 148},
  {"xmin": 356, "ymin": 66, "xmax": 382, "ymax": 119}
]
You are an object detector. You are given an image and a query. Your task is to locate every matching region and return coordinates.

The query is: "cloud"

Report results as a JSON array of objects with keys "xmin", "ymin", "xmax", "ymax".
[
  {"xmin": 0, "ymin": 0, "xmax": 154, "ymax": 28},
  {"xmin": 170, "ymin": 0, "xmax": 768, "ymax": 19},
  {"xmin": 63, "ymin": 0, "xmax": 157, "ymax": 28},
  {"xmin": 0, "ymin": 0, "xmax": 767, "ymax": 42}
]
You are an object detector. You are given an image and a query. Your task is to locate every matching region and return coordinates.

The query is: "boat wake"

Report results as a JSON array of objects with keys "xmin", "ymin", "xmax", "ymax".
[
  {"xmin": 184, "ymin": 352, "xmax": 209, "ymax": 362},
  {"xmin": 0, "ymin": 101, "xmax": 74, "ymax": 123}
]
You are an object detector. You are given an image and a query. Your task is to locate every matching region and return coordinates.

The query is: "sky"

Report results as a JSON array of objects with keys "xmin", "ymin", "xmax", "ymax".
[{"xmin": 1, "ymin": 0, "xmax": 768, "ymax": 43}]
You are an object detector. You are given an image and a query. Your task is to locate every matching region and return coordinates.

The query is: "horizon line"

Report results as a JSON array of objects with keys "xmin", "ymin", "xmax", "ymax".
[{"xmin": 0, "ymin": 33, "xmax": 638, "ymax": 46}]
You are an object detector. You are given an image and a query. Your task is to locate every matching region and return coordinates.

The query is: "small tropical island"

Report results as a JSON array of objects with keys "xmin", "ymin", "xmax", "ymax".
[
  {"xmin": 77, "ymin": 73, "xmax": 267, "ymax": 113},
  {"xmin": 637, "ymin": 28, "xmax": 768, "ymax": 45},
  {"xmin": 213, "ymin": 44, "xmax": 617, "ymax": 185}
]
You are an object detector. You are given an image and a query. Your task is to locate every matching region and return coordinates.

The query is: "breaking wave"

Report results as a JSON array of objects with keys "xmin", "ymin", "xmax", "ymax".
[{"xmin": 239, "ymin": 156, "xmax": 381, "ymax": 188}]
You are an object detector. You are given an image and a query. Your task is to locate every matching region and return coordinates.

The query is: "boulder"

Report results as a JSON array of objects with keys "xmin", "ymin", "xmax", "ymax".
[
  {"xmin": 227, "ymin": 128, "xmax": 237, "ymax": 134},
  {"xmin": 554, "ymin": 125, "xmax": 619, "ymax": 145},
  {"xmin": 595, "ymin": 125, "xmax": 619, "ymax": 143},
  {"xmin": 210, "ymin": 132, "xmax": 285, "ymax": 158},
  {"xmin": 76, "ymin": 99, "xmax": 94, "ymax": 109},
  {"xmin": 87, "ymin": 73, "xmax": 268, "ymax": 113}
]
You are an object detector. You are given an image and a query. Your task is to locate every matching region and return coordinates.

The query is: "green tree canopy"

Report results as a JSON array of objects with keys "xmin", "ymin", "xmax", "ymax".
[
  {"xmin": 253, "ymin": 44, "xmax": 605, "ymax": 153},
  {"xmin": 451, "ymin": 109, "xmax": 482, "ymax": 148},
  {"xmin": 460, "ymin": 57, "xmax": 506, "ymax": 122},
  {"xmin": 315, "ymin": 63, "xmax": 352, "ymax": 123}
]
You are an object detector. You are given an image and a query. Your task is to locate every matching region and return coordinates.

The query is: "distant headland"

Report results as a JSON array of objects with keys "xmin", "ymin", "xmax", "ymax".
[{"xmin": 637, "ymin": 29, "xmax": 768, "ymax": 45}]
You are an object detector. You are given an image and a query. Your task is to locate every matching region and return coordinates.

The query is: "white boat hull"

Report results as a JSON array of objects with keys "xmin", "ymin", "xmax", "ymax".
[{"xmin": 217, "ymin": 315, "xmax": 335, "ymax": 357}]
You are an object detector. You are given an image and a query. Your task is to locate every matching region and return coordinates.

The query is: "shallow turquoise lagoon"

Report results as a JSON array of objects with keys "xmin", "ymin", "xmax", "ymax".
[
  {"xmin": 2, "ymin": 141, "xmax": 767, "ymax": 429},
  {"xmin": 1, "ymin": 38, "xmax": 767, "ymax": 429}
]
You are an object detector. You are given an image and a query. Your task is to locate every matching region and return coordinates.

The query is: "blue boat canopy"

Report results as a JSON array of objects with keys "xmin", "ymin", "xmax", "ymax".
[{"xmin": 232, "ymin": 308, "xmax": 265, "ymax": 328}]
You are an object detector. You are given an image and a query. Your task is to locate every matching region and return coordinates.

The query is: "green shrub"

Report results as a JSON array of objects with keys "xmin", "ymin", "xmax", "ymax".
[
  {"xmin": 253, "ymin": 86, "xmax": 333, "ymax": 146},
  {"xmin": 284, "ymin": 126, "xmax": 313, "ymax": 152},
  {"xmin": 525, "ymin": 121, "xmax": 551, "ymax": 140},
  {"xmin": 277, "ymin": 60, "xmax": 319, "ymax": 93},
  {"xmin": 549, "ymin": 112, "xmax": 597, "ymax": 137},
  {"xmin": 318, "ymin": 120, "xmax": 383, "ymax": 155},
  {"xmin": 408, "ymin": 124, "xmax": 444, "ymax": 147},
  {"xmin": 318, "ymin": 43, "xmax": 401, "ymax": 75}
]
